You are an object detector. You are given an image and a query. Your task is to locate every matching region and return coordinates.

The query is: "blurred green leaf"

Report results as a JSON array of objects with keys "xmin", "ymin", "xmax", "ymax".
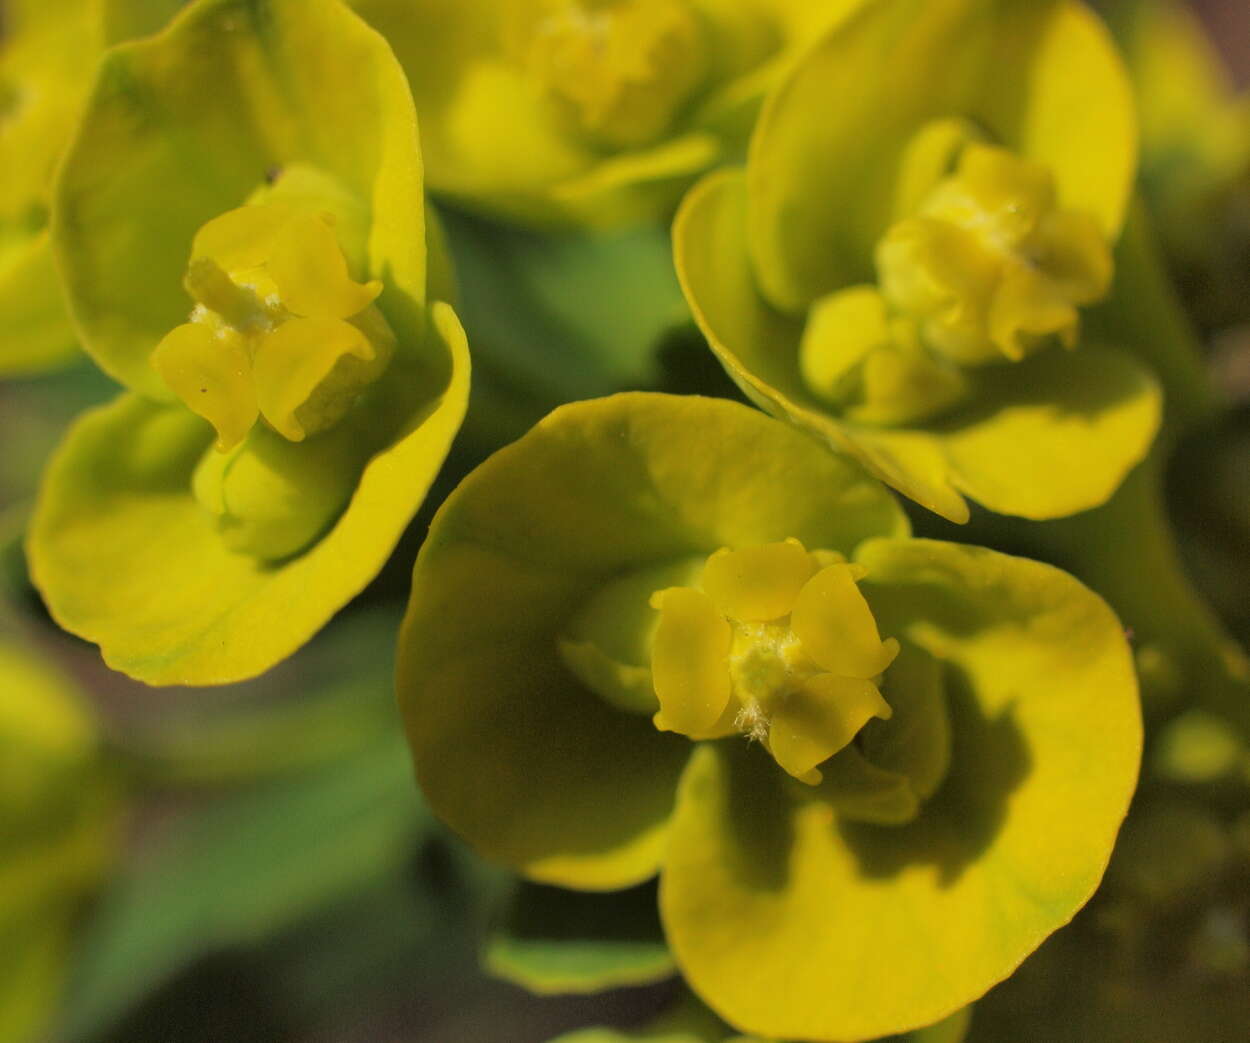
[
  {"xmin": 440, "ymin": 206, "xmax": 686, "ymax": 434},
  {"xmin": 485, "ymin": 881, "xmax": 675, "ymax": 997},
  {"xmin": 57, "ymin": 730, "xmax": 428, "ymax": 1041},
  {"xmin": 116, "ymin": 608, "xmax": 403, "ymax": 787}
]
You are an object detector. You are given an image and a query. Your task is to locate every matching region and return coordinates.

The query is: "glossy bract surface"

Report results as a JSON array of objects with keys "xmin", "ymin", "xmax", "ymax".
[
  {"xmin": 675, "ymin": 0, "xmax": 1161, "ymax": 522},
  {"xmin": 28, "ymin": 0, "xmax": 470, "ymax": 684},
  {"xmin": 398, "ymin": 393, "xmax": 1141, "ymax": 1039}
]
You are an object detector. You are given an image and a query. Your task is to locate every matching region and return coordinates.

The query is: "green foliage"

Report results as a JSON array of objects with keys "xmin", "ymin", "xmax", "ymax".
[{"xmin": 484, "ymin": 881, "xmax": 675, "ymax": 995}]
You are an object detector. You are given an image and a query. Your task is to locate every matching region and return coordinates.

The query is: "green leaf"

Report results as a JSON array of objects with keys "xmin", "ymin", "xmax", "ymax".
[
  {"xmin": 56, "ymin": 731, "xmax": 428, "ymax": 1042},
  {"xmin": 484, "ymin": 881, "xmax": 675, "ymax": 995},
  {"xmin": 675, "ymin": 169, "xmax": 1161, "ymax": 522},
  {"xmin": 116, "ymin": 607, "xmax": 405, "ymax": 786},
  {"xmin": 440, "ymin": 205, "xmax": 686, "ymax": 409},
  {"xmin": 659, "ymin": 539, "xmax": 1140, "ymax": 1041},
  {"xmin": 398, "ymin": 392, "xmax": 906, "ymax": 890}
]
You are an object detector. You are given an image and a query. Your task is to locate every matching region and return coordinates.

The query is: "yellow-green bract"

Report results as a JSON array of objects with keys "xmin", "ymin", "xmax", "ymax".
[
  {"xmin": 0, "ymin": 634, "xmax": 122, "ymax": 1043},
  {"xmin": 397, "ymin": 392, "xmax": 1141, "ymax": 1041},
  {"xmin": 27, "ymin": 0, "xmax": 470, "ymax": 685},
  {"xmin": 350, "ymin": 0, "xmax": 858, "ymax": 227},
  {"xmin": 674, "ymin": 0, "xmax": 1162, "ymax": 523},
  {"xmin": 0, "ymin": 0, "xmax": 186, "ymax": 376}
]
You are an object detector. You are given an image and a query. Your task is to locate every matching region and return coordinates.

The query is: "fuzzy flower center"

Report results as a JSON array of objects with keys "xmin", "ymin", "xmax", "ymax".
[{"xmin": 649, "ymin": 539, "xmax": 898, "ymax": 784}]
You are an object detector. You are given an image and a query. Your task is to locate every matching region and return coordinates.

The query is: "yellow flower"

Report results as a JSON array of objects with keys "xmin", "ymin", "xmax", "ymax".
[{"xmin": 648, "ymin": 542, "xmax": 897, "ymax": 783}]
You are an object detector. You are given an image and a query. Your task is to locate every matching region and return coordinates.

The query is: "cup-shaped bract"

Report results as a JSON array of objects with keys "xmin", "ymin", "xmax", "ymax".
[
  {"xmin": 28, "ymin": 0, "xmax": 470, "ymax": 685},
  {"xmin": 350, "ymin": 0, "xmax": 857, "ymax": 227},
  {"xmin": 0, "ymin": 0, "xmax": 186, "ymax": 376},
  {"xmin": 0, "ymin": 635, "xmax": 121, "ymax": 1042},
  {"xmin": 397, "ymin": 393, "xmax": 1141, "ymax": 1040},
  {"xmin": 675, "ymin": 0, "xmax": 1162, "ymax": 523}
]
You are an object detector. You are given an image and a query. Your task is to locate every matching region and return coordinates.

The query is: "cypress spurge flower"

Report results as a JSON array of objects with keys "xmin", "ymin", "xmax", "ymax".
[
  {"xmin": 398, "ymin": 393, "xmax": 1141, "ymax": 1041},
  {"xmin": 0, "ymin": 0, "xmax": 185, "ymax": 375},
  {"xmin": 28, "ymin": 0, "xmax": 470, "ymax": 684},
  {"xmin": 351, "ymin": 0, "xmax": 852, "ymax": 226},
  {"xmin": 675, "ymin": 0, "xmax": 1162, "ymax": 522}
]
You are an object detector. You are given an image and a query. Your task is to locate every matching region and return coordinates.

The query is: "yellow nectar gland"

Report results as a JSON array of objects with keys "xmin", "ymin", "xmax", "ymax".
[
  {"xmin": 800, "ymin": 133, "xmax": 1114, "ymax": 426},
  {"xmin": 525, "ymin": 0, "xmax": 709, "ymax": 149},
  {"xmin": 650, "ymin": 540, "xmax": 898, "ymax": 784},
  {"xmin": 151, "ymin": 204, "xmax": 394, "ymax": 452}
]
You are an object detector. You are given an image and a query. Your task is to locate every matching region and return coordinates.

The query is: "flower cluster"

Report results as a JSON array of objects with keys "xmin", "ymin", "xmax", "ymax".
[{"xmin": 4, "ymin": 0, "xmax": 1248, "ymax": 1040}]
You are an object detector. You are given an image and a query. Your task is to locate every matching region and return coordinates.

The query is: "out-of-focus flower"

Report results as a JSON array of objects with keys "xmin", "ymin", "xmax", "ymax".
[
  {"xmin": 675, "ymin": 0, "xmax": 1161, "ymax": 523},
  {"xmin": 351, "ymin": 0, "xmax": 855, "ymax": 226}
]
